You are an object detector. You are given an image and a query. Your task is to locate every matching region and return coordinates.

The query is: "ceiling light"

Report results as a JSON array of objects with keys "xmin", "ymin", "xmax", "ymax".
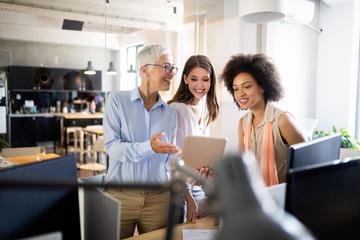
[
  {"xmin": 84, "ymin": 61, "xmax": 96, "ymax": 75},
  {"xmin": 84, "ymin": 22, "xmax": 96, "ymax": 75},
  {"xmin": 107, "ymin": 62, "xmax": 117, "ymax": 75},
  {"xmin": 127, "ymin": 64, "xmax": 136, "ymax": 73},
  {"xmin": 239, "ymin": 0, "xmax": 287, "ymax": 23}
]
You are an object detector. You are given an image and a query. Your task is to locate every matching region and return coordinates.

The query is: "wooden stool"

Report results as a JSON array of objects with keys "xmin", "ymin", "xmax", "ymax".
[
  {"xmin": 60, "ymin": 126, "xmax": 82, "ymax": 154},
  {"xmin": 78, "ymin": 163, "xmax": 106, "ymax": 176},
  {"xmin": 75, "ymin": 128, "xmax": 95, "ymax": 163},
  {"xmin": 77, "ymin": 138, "xmax": 107, "ymax": 176}
]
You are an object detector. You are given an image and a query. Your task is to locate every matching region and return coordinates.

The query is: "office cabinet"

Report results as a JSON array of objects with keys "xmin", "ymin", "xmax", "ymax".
[{"xmin": 9, "ymin": 115, "xmax": 60, "ymax": 147}]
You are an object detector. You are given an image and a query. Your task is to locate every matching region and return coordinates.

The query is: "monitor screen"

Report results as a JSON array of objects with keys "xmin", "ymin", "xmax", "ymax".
[
  {"xmin": 0, "ymin": 155, "xmax": 81, "ymax": 240},
  {"xmin": 285, "ymin": 158, "xmax": 360, "ymax": 239},
  {"xmin": 287, "ymin": 133, "xmax": 342, "ymax": 169}
]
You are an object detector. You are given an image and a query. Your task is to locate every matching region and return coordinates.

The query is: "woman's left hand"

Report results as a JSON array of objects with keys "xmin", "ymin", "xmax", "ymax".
[{"xmin": 185, "ymin": 191, "xmax": 198, "ymax": 223}]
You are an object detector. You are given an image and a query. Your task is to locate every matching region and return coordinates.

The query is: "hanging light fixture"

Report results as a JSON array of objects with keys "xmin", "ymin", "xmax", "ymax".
[
  {"xmin": 239, "ymin": 0, "xmax": 287, "ymax": 23},
  {"xmin": 127, "ymin": 64, "xmax": 136, "ymax": 73},
  {"xmin": 105, "ymin": 1, "xmax": 117, "ymax": 75},
  {"xmin": 107, "ymin": 61, "xmax": 117, "ymax": 75},
  {"xmin": 84, "ymin": 22, "xmax": 96, "ymax": 75},
  {"xmin": 84, "ymin": 61, "xmax": 96, "ymax": 75}
]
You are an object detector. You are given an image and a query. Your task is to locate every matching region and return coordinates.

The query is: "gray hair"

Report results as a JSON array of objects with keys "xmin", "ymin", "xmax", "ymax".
[{"xmin": 136, "ymin": 44, "xmax": 172, "ymax": 78}]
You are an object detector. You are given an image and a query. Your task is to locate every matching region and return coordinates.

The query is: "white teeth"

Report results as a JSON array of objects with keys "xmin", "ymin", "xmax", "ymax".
[
  {"xmin": 195, "ymin": 89, "xmax": 204, "ymax": 93},
  {"xmin": 240, "ymin": 99, "xmax": 248, "ymax": 103},
  {"xmin": 164, "ymin": 79, "xmax": 171, "ymax": 82}
]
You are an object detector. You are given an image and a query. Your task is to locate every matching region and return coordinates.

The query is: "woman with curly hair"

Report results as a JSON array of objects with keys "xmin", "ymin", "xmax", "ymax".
[{"xmin": 222, "ymin": 53, "xmax": 306, "ymax": 186}]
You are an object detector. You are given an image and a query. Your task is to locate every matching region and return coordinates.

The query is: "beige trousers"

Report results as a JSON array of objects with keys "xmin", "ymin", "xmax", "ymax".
[{"xmin": 106, "ymin": 188, "xmax": 169, "ymax": 239}]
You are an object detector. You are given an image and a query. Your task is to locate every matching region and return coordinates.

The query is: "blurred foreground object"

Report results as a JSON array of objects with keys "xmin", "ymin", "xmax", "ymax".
[{"xmin": 214, "ymin": 153, "xmax": 315, "ymax": 240}]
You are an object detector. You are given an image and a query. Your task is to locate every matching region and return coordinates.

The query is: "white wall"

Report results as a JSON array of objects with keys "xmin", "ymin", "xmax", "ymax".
[
  {"xmin": 242, "ymin": 0, "xmax": 360, "ymax": 139},
  {"xmin": 0, "ymin": 39, "xmax": 119, "ymax": 91},
  {"xmin": 266, "ymin": 7, "xmax": 320, "ymax": 121},
  {"xmin": 316, "ymin": 1, "xmax": 360, "ymax": 135},
  {"xmin": 195, "ymin": 17, "xmax": 256, "ymax": 153}
]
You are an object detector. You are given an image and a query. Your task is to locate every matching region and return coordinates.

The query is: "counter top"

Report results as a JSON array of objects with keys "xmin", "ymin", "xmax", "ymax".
[
  {"xmin": 9, "ymin": 113, "xmax": 56, "ymax": 118},
  {"xmin": 9, "ymin": 113, "xmax": 104, "ymax": 119},
  {"xmin": 54, "ymin": 113, "xmax": 103, "ymax": 119},
  {"xmin": 4, "ymin": 153, "xmax": 61, "ymax": 165}
]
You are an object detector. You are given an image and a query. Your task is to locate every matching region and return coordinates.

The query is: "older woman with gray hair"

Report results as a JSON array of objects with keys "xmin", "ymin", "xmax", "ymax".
[{"xmin": 103, "ymin": 44, "xmax": 181, "ymax": 238}]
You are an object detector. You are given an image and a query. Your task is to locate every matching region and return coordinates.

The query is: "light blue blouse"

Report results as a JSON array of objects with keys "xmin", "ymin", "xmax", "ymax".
[{"xmin": 103, "ymin": 88, "xmax": 178, "ymax": 184}]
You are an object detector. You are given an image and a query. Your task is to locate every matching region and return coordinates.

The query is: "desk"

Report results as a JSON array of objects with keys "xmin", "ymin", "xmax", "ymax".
[
  {"xmin": 123, "ymin": 216, "xmax": 218, "ymax": 240},
  {"xmin": 55, "ymin": 113, "xmax": 104, "ymax": 119},
  {"xmin": 82, "ymin": 127, "xmax": 103, "ymax": 136},
  {"xmin": 5, "ymin": 153, "xmax": 61, "ymax": 165}
]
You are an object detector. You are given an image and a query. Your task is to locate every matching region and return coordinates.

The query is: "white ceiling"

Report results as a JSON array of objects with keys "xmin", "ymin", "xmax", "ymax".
[
  {"xmin": 0, "ymin": 0, "xmax": 184, "ymax": 32},
  {"xmin": 0, "ymin": 0, "xmax": 184, "ymax": 48}
]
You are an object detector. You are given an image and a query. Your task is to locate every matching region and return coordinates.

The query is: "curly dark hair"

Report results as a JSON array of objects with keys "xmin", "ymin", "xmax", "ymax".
[
  {"xmin": 168, "ymin": 55, "xmax": 219, "ymax": 126},
  {"xmin": 222, "ymin": 53, "xmax": 284, "ymax": 109}
]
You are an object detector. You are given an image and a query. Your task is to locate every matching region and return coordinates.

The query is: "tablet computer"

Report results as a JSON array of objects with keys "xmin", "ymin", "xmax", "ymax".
[{"xmin": 181, "ymin": 135, "xmax": 227, "ymax": 170}]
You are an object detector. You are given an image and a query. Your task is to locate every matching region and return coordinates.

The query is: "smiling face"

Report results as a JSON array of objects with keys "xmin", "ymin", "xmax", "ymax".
[
  {"xmin": 232, "ymin": 72, "xmax": 265, "ymax": 110},
  {"xmin": 184, "ymin": 67, "xmax": 211, "ymax": 104},
  {"xmin": 146, "ymin": 54, "xmax": 176, "ymax": 92}
]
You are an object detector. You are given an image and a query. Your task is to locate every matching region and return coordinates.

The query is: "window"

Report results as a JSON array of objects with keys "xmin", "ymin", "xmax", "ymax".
[
  {"xmin": 355, "ymin": 46, "xmax": 360, "ymax": 139},
  {"xmin": 120, "ymin": 44, "xmax": 143, "ymax": 90}
]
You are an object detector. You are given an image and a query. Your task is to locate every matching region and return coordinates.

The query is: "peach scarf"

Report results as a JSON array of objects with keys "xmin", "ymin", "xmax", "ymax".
[{"xmin": 244, "ymin": 123, "xmax": 279, "ymax": 186}]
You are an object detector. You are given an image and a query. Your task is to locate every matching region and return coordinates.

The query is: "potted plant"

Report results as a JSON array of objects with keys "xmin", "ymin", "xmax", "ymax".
[
  {"xmin": 0, "ymin": 134, "xmax": 9, "ymax": 156},
  {"xmin": 314, "ymin": 126, "xmax": 360, "ymax": 159}
]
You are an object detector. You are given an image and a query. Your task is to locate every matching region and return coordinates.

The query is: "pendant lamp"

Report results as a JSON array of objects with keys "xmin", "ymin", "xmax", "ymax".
[
  {"xmin": 84, "ymin": 22, "xmax": 96, "ymax": 75},
  {"xmin": 239, "ymin": 0, "xmax": 287, "ymax": 23},
  {"xmin": 84, "ymin": 61, "xmax": 96, "ymax": 75},
  {"xmin": 107, "ymin": 62, "xmax": 117, "ymax": 75},
  {"xmin": 127, "ymin": 64, "xmax": 136, "ymax": 73}
]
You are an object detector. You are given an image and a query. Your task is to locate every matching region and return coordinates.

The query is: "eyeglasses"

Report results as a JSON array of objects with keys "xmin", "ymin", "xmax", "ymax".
[{"xmin": 145, "ymin": 63, "xmax": 178, "ymax": 74}]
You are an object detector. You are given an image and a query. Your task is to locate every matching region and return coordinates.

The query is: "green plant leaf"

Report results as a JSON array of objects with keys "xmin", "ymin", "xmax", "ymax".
[{"xmin": 314, "ymin": 126, "xmax": 360, "ymax": 150}]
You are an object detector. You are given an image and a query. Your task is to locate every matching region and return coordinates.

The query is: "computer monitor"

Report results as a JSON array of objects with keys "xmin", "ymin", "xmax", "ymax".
[
  {"xmin": 0, "ymin": 155, "xmax": 81, "ymax": 240},
  {"xmin": 287, "ymin": 133, "xmax": 342, "ymax": 169},
  {"xmin": 285, "ymin": 157, "xmax": 360, "ymax": 239}
]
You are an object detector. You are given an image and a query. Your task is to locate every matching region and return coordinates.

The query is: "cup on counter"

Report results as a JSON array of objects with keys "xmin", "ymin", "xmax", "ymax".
[{"xmin": 36, "ymin": 147, "xmax": 46, "ymax": 161}]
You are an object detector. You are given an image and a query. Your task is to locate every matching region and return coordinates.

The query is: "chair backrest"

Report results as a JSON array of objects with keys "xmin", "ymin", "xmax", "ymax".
[{"xmin": 1, "ymin": 147, "xmax": 41, "ymax": 158}]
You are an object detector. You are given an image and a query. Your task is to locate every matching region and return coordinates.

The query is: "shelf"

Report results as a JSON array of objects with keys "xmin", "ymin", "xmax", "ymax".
[
  {"xmin": 9, "ymin": 113, "xmax": 56, "ymax": 118},
  {"xmin": 8, "ymin": 89, "xmax": 106, "ymax": 93}
]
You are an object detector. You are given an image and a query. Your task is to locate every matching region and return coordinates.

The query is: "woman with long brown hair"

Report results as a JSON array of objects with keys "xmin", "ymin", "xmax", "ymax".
[{"xmin": 168, "ymin": 55, "xmax": 219, "ymax": 223}]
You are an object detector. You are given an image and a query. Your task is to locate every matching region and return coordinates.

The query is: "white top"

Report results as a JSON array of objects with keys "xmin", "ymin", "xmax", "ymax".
[
  {"xmin": 169, "ymin": 100, "xmax": 209, "ymax": 151},
  {"xmin": 170, "ymin": 99, "xmax": 209, "ymax": 191}
]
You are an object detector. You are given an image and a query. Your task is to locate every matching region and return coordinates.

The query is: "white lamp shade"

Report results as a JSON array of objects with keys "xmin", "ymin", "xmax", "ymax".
[
  {"xmin": 239, "ymin": 0, "xmax": 287, "ymax": 23},
  {"xmin": 84, "ymin": 61, "xmax": 96, "ymax": 75},
  {"xmin": 106, "ymin": 62, "xmax": 117, "ymax": 75}
]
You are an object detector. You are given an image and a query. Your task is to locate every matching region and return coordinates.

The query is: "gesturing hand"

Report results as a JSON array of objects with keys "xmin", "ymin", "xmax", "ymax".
[{"xmin": 150, "ymin": 132, "xmax": 181, "ymax": 154}]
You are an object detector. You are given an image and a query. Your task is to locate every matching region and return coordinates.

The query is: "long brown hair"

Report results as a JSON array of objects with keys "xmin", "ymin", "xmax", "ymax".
[{"xmin": 168, "ymin": 55, "xmax": 219, "ymax": 126}]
